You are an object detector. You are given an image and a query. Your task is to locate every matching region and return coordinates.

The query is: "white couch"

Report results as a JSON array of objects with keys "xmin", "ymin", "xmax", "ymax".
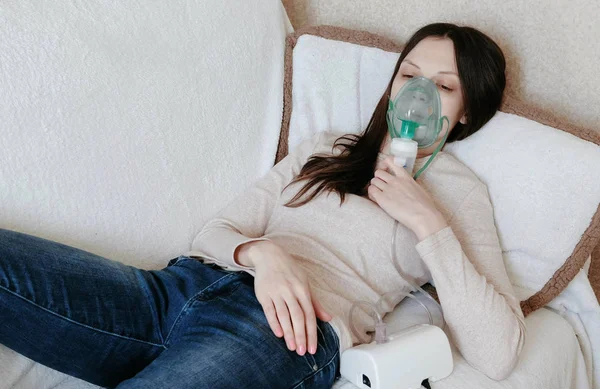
[{"xmin": 0, "ymin": 1, "xmax": 598, "ymax": 389}]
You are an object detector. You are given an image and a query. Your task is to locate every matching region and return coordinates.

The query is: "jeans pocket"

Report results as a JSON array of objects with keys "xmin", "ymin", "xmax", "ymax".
[
  {"xmin": 297, "ymin": 319, "xmax": 340, "ymax": 385},
  {"xmin": 194, "ymin": 273, "xmax": 245, "ymax": 302},
  {"xmin": 317, "ymin": 320, "xmax": 339, "ymax": 355},
  {"xmin": 296, "ymin": 348, "xmax": 340, "ymax": 389},
  {"xmin": 167, "ymin": 255, "xmax": 195, "ymax": 267}
]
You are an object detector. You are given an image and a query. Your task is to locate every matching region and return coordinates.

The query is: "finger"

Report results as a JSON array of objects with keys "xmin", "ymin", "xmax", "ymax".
[
  {"xmin": 374, "ymin": 168, "xmax": 395, "ymax": 183},
  {"xmin": 313, "ymin": 298, "xmax": 332, "ymax": 322},
  {"xmin": 367, "ymin": 184, "xmax": 381, "ymax": 202},
  {"xmin": 273, "ymin": 296, "xmax": 296, "ymax": 351},
  {"xmin": 370, "ymin": 176, "xmax": 387, "ymax": 191},
  {"xmin": 297, "ymin": 290, "xmax": 317, "ymax": 355},
  {"xmin": 261, "ymin": 300, "xmax": 283, "ymax": 338},
  {"xmin": 382, "ymin": 156, "xmax": 409, "ymax": 177},
  {"xmin": 284, "ymin": 294, "xmax": 307, "ymax": 356}
]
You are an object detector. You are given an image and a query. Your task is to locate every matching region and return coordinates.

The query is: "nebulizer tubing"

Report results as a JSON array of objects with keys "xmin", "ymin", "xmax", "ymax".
[
  {"xmin": 413, "ymin": 116, "xmax": 451, "ymax": 181},
  {"xmin": 348, "ymin": 117, "xmax": 450, "ymax": 345},
  {"xmin": 348, "ymin": 266, "xmax": 442, "ymax": 344}
]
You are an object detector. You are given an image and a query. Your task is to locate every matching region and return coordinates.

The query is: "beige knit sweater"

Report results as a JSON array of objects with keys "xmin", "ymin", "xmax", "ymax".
[{"xmin": 187, "ymin": 131, "xmax": 526, "ymax": 381}]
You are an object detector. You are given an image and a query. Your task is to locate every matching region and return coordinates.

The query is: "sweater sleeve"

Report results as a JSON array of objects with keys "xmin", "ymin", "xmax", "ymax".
[
  {"xmin": 415, "ymin": 183, "xmax": 526, "ymax": 381},
  {"xmin": 188, "ymin": 133, "xmax": 323, "ymax": 275}
]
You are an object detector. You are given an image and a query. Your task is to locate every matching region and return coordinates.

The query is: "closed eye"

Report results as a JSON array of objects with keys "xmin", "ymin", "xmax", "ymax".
[{"xmin": 402, "ymin": 74, "xmax": 414, "ymax": 79}]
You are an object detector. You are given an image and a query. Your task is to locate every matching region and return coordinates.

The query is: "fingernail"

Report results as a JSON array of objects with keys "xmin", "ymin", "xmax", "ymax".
[
  {"xmin": 298, "ymin": 345, "xmax": 305, "ymax": 355},
  {"xmin": 309, "ymin": 345, "xmax": 316, "ymax": 354}
]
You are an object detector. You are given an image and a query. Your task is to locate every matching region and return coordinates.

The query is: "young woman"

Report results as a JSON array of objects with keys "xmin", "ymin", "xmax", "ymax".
[{"xmin": 0, "ymin": 23, "xmax": 525, "ymax": 388}]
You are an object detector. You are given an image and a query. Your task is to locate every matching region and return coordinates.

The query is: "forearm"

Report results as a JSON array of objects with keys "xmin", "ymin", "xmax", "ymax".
[
  {"xmin": 417, "ymin": 227, "xmax": 526, "ymax": 380},
  {"xmin": 190, "ymin": 132, "xmax": 323, "ymax": 271}
]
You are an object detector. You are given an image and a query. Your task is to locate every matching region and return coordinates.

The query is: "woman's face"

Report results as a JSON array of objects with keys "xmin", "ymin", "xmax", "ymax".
[{"xmin": 386, "ymin": 37, "xmax": 466, "ymax": 157}]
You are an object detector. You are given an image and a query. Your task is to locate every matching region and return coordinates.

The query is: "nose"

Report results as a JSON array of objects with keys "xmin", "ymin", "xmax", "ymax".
[{"xmin": 412, "ymin": 90, "xmax": 429, "ymax": 103}]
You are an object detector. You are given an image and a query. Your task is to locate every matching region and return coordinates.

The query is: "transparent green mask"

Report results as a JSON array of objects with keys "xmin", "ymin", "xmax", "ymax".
[
  {"xmin": 387, "ymin": 76, "xmax": 450, "ymax": 148},
  {"xmin": 386, "ymin": 76, "xmax": 451, "ymax": 179}
]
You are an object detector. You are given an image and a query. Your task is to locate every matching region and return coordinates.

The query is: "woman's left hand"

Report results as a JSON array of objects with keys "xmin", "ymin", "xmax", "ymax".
[{"xmin": 368, "ymin": 156, "xmax": 448, "ymax": 241}]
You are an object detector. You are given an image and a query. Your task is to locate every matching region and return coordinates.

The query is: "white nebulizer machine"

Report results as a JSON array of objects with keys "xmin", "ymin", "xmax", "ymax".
[{"xmin": 340, "ymin": 77, "xmax": 453, "ymax": 389}]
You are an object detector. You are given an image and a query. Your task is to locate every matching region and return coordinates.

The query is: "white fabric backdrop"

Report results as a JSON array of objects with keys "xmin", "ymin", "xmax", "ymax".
[
  {"xmin": 0, "ymin": 0, "xmax": 292, "ymax": 387},
  {"xmin": 0, "ymin": 0, "xmax": 292, "ymax": 270}
]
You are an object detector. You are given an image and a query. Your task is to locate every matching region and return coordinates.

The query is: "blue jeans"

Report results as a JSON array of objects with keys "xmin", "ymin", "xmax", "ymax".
[{"xmin": 0, "ymin": 228, "xmax": 340, "ymax": 388}]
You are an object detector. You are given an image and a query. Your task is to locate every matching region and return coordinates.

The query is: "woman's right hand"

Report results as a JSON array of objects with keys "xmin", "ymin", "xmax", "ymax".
[{"xmin": 236, "ymin": 240, "xmax": 332, "ymax": 356}]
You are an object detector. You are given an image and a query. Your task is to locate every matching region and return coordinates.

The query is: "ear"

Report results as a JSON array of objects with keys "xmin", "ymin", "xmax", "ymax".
[{"xmin": 459, "ymin": 113, "xmax": 467, "ymax": 125}]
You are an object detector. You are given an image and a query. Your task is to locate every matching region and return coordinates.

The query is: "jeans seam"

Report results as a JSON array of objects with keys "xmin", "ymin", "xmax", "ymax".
[
  {"xmin": 0, "ymin": 284, "xmax": 166, "ymax": 349},
  {"xmin": 137, "ymin": 272, "xmax": 166, "ymax": 346},
  {"xmin": 163, "ymin": 273, "xmax": 237, "ymax": 345},
  {"xmin": 291, "ymin": 347, "xmax": 340, "ymax": 389},
  {"xmin": 302, "ymin": 352, "xmax": 317, "ymax": 371}
]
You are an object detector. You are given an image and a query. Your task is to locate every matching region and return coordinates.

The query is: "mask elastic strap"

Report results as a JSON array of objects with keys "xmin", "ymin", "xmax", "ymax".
[{"xmin": 412, "ymin": 116, "xmax": 450, "ymax": 180}]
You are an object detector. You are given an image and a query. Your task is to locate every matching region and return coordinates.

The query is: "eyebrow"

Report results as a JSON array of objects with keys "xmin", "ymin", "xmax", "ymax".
[{"xmin": 404, "ymin": 59, "xmax": 458, "ymax": 76}]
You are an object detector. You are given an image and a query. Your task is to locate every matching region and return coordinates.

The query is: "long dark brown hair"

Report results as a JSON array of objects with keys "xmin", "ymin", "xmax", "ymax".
[{"xmin": 284, "ymin": 23, "xmax": 506, "ymax": 208}]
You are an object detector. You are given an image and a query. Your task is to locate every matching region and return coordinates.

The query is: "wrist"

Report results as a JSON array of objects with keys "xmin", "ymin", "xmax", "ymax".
[
  {"xmin": 414, "ymin": 212, "xmax": 448, "ymax": 242},
  {"xmin": 235, "ymin": 240, "xmax": 275, "ymax": 267}
]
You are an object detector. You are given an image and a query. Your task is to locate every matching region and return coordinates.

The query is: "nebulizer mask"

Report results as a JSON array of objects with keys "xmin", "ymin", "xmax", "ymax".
[
  {"xmin": 386, "ymin": 76, "xmax": 451, "ymax": 179},
  {"xmin": 341, "ymin": 77, "xmax": 453, "ymax": 389}
]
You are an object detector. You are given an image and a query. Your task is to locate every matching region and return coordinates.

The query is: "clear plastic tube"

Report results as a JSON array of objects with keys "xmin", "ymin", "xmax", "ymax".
[
  {"xmin": 348, "ymin": 219, "xmax": 447, "ymax": 345},
  {"xmin": 348, "ymin": 292, "xmax": 430, "ymax": 344},
  {"xmin": 390, "ymin": 219, "xmax": 446, "ymax": 331},
  {"xmin": 348, "ymin": 300, "xmax": 384, "ymax": 344},
  {"xmin": 375, "ymin": 287, "xmax": 433, "ymax": 326},
  {"xmin": 413, "ymin": 117, "xmax": 450, "ymax": 180},
  {"xmin": 348, "ymin": 120, "xmax": 450, "ymax": 344}
]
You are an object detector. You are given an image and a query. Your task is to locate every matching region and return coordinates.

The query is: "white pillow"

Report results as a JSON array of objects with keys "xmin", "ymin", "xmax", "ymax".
[
  {"xmin": 444, "ymin": 112, "xmax": 600, "ymax": 299},
  {"xmin": 289, "ymin": 35, "xmax": 400, "ymax": 150},
  {"xmin": 282, "ymin": 27, "xmax": 600, "ymax": 307},
  {"xmin": 0, "ymin": 0, "xmax": 292, "ymax": 269}
]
